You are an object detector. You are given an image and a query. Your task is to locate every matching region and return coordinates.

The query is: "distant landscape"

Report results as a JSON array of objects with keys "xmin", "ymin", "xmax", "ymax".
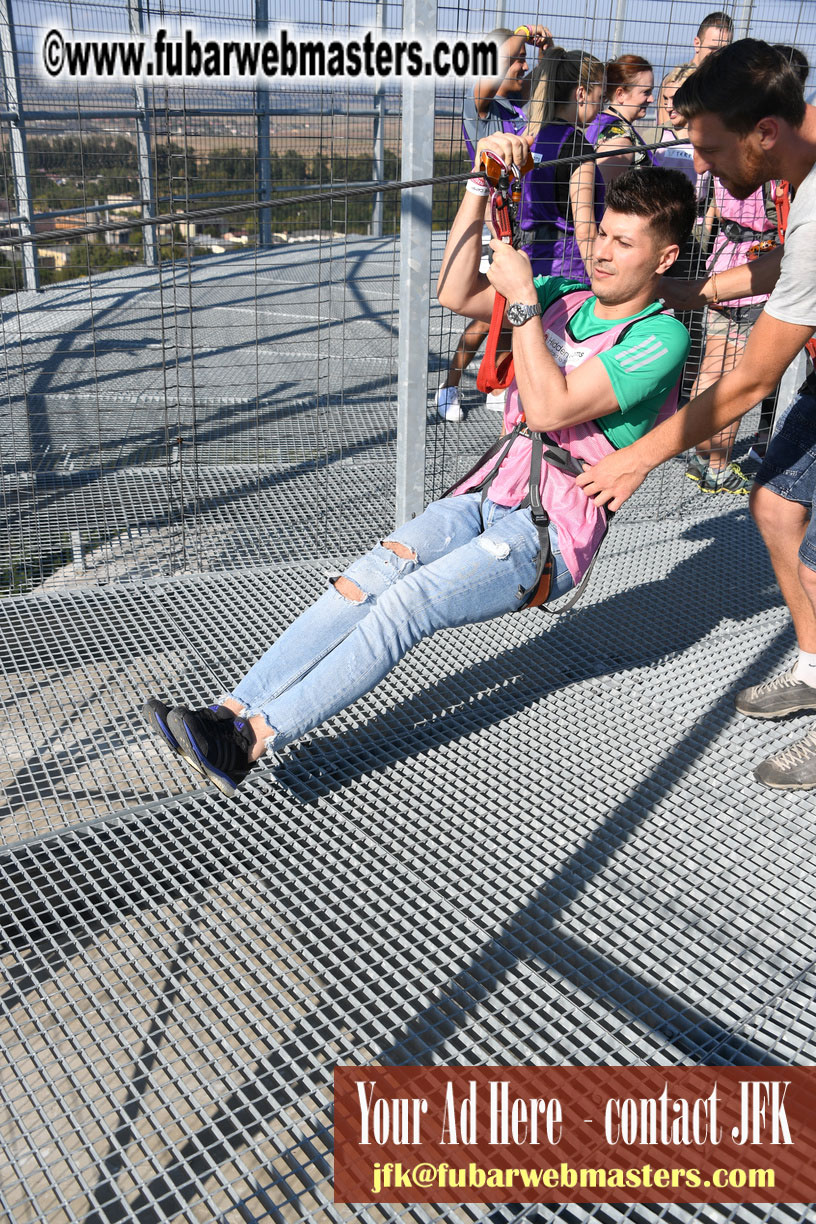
[{"xmin": 0, "ymin": 108, "xmax": 469, "ymax": 294}]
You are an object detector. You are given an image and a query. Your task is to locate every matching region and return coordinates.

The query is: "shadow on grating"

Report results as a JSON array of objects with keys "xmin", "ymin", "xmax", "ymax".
[
  {"xmin": 1, "ymin": 241, "xmax": 813, "ymax": 1224},
  {"xmin": 1, "ymin": 482, "xmax": 815, "ymax": 1224}
]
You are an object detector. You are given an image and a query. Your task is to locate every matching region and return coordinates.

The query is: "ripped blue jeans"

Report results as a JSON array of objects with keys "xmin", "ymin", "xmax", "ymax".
[{"xmin": 230, "ymin": 493, "xmax": 573, "ymax": 750}]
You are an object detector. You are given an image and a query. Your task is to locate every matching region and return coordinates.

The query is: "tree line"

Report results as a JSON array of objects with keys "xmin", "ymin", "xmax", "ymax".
[{"xmin": 1, "ymin": 134, "xmax": 469, "ymax": 293}]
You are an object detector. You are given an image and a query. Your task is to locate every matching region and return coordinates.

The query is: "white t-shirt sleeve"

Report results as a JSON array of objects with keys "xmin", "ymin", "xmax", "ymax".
[{"xmin": 765, "ymin": 162, "xmax": 816, "ymax": 328}]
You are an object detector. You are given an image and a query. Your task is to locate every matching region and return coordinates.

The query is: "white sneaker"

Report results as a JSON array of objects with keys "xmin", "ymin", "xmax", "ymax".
[
  {"xmin": 436, "ymin": 385, "xmax": 463, "ymax": 422},
  {"xmin": 485, "ymin": 388, "xmax": 507, "ymax": 411}
]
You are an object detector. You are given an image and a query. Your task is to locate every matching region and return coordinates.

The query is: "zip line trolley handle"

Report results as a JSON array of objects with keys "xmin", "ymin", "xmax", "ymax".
[{"xmin": 478, "ymin": 147, "xmax": 533, "ymax": 248}]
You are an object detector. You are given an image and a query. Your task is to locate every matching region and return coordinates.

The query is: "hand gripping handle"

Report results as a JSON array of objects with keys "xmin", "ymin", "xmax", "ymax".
[{"xmin": 476, "ymin": 150, "xmax": 533, "ymax": 393}]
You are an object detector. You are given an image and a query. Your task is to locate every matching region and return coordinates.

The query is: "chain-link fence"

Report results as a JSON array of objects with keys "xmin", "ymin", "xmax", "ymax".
[
  {"xmin": 3, "ymin": 0, "xmax": 812, "ymax": 596},
  {"xmin": 2, "ymin": 4, "xmax": 816, "ymax": 1223}
]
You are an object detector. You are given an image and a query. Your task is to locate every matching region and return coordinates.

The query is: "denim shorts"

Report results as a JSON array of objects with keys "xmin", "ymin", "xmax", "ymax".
[
  {"xmin": 705, "ymin": 302, "xmax": 763, "ymax": 344},
  {"xmin": 754, "ymin": 393, "xmax": 816, "ymax": 570}
]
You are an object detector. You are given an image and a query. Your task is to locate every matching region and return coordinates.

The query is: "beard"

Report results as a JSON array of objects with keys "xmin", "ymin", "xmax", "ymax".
[
  {"xmin": 591, "ymin": 271, "xmax": 626, "ymax": 305},
  {"xmin": 717, "ymin": 144, "xmax": 769, "ymax": 200},
  {"xmin": 719, "ymin": 173, "xmax": 765, "ymax": 199}
]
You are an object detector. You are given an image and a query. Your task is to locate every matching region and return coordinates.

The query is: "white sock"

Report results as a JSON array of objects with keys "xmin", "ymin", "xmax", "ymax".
[{"xmin": 793, "ymin": 651, "xmax": 816, "ymax": 685}]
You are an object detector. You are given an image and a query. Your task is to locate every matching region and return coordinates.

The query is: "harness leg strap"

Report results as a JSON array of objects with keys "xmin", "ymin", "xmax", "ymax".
[{"xmin": 517, "ymin": 431, "xmax": 553, "ymax": 607}]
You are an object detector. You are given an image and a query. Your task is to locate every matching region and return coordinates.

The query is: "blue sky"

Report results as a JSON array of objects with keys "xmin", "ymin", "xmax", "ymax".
[{"xmin": 13, "ymin": 0, "xmax": 816, "ymax": 102}]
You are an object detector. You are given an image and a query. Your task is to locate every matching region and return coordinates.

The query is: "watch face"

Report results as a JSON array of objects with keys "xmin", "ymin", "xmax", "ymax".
[{"xmin": 507, "ymin": 302, "xmax": 541, "ymax": 326}]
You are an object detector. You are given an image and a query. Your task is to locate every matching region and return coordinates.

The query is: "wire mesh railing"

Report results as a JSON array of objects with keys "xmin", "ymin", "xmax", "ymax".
[
  {"xmin": 3, "ymin": 6, "xmax": 816, "ymax": 1224},
  {"xmin": 2, "ymin": 0, "xmax": 815, "ymax": 595}
]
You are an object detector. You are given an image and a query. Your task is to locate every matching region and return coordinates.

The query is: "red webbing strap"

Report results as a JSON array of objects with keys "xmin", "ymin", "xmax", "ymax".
[
  {"xmin": 477, "ymin": 182, "xmax": 514, "ymax": 393},
  {"xmin": 474, "ymin": 149, "xmax": 533, "ymax": 394},
  {"xmin": 776, "ymin": 180, "xmax": 791, "ymax": 242},
  {"xmin": 476, "ymin": 296, "xmax": 515, "ymax": 392},
  {"xmin": 777, "ymin": 181, "xmax": 816, "ymax": 364}
]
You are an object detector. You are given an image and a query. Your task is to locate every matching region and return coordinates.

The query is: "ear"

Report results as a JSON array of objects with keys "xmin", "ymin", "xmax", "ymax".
[
  {"xmin": 655, "ymin": 243, "xmax": 680, "ymax": 276},
  {"xmin": 576, "ymin": 84, "xmax": 587, "ymax": 104},
  {"xmin": 755, "ymin": 117, "xmax": 780, "ymax": 150},
  {"xmin": 692, "ymin": 35, "xmax": 701, "ymax": 55}
]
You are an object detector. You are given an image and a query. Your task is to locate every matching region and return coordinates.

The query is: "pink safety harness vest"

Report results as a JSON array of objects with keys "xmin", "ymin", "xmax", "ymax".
[{"xmin": 446, "ymin": 288, "xmax": 680, "ymax": 609}]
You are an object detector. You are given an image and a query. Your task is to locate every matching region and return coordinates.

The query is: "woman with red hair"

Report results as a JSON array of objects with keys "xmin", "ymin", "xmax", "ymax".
[{"xmin": 585, "ymin": 54, "xmax": 656, "ymax": 185}]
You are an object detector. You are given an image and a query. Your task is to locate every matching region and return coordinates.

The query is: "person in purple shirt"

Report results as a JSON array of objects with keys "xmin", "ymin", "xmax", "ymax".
[
  {"xmin": 437, "ymin": 23, "xmax": 551, "ymax": 421},
  {"xmin": 518, "ymin": 46, "xmax": 605, "ymax": 283},
  {"xmin": 585, "ymin": 55, "xmax": 657, "ymax": 186}
]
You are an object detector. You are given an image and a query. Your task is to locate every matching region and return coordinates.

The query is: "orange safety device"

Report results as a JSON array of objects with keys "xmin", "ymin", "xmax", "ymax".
[{"xmin": 475, "ymin": 148, "xmax": 533, "ymax": 394}]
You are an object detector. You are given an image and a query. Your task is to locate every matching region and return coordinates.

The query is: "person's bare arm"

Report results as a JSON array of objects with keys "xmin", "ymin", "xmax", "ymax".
[
  {"xmin": 437, "ymin": 132, "xmax": 531, "ymax": 321},
  {"xmin": 472, "ymin": 34, "xmax": 526, "ymax": 118},
  {"xmin": 486, "ymin": 239, "xmax": 622, "ymax": 430},
  {"xmin": 436, "ymin": 187, "xmax": 495, "ymax": 321},
  {"xmin": 576, "ymin": 310, "xmax": 816, "ymax": 509},
  {"xmin": 593, "ymin": 136, "xmax": 635, "ymax": 186},
  {"xmin": 658, "ymin": 244, "xmax": 784, "ymax": 311},
  {"xmin": 568, "ymin": 159, "xmax": 598, "ymax": 273}
]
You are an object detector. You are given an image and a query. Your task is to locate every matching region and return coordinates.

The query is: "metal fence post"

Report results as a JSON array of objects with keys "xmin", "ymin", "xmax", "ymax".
[
  {"xmin": 0, "ymin": 0, "xmax": 38, "ymax": 291},
  {"xmin": 612, "ymin": 0, "xmax": 628, "ymax": 58},
  {"xmin": 128, "ymin": 0, "xmax": 156, "ymax": 267},
  {"xmin": 371, "ymin": 0, "xmax": 386, "ymax": 238},
  {"xmin": 734, "ymin": 0, "xmax": 755, "ymax": 40},
  {"xmin": 395, "ymin": 0, "xmax": 436, "ymax": 526},
  {"xmin": 256, "ymin": 0, "xmax": 272, "ymax": 248}
]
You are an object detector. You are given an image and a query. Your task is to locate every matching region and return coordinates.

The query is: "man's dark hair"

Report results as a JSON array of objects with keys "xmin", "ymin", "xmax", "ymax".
[
  {"xmin": 773, "ymin": 43, "xmax": 809, "ymax": 87},
  {"xmin": 697, "ymin": 11, "xmax": 733, "ymax": 39},
  {"xmin": 675, "ymin": 38, "xmax": 806, "ymax": 133},
  {"xmin": 605, "ymin": 167, "xmax": 696, "ymax": 248}
]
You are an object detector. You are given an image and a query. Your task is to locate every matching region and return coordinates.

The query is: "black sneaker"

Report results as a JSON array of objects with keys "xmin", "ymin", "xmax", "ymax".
[
  {"xmin": 141, "ymin": 697, "xmax": 202, "ymax": 777},
  {"xmin": 700, "ymin": 461, "xmax": 752, "ymax": 495},
  {"xmin": 141, "ymin": 698, "xmax": 237, "ymax": 780},
  {"xmin": 167, "ymin": 705, "xmax": 255, "ymax": 796}
]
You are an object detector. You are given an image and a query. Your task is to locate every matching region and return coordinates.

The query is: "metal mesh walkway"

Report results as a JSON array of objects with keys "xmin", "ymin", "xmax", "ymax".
[
  {"xmin": 3, "ymin": 486, "xmax": 815, "ymax": 1223},
  {"xmin": 1, "ymin": 247, "xmax": 814, "ymax": 1224}
]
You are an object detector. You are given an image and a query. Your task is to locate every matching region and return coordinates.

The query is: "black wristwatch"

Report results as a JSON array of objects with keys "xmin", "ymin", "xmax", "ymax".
[{"xmin": 506, "ymin": 301, "xmax": 543, "ymax": 326}]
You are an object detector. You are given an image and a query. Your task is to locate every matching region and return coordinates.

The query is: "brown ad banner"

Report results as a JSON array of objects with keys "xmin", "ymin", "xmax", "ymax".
[{"xmin": 334, "ymin": 1065, "xmax": 816, "ymax": 1204}]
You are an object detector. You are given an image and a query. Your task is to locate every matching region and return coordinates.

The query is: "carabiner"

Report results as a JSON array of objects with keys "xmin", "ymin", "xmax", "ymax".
[{"xmin": 478, "ymin": 148, "xmax": 531, "ymax": 248}]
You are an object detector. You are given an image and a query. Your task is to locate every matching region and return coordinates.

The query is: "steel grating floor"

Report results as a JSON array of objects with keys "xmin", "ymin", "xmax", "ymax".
[
  {"xmin": 1, "ymin": 242, "xmax": 814, "ymax": 1224},
  {"xmin": 2, "ymin": 475, "xmax": 816, "ymax": 1223},
  {"xmin": 0, "ymin": 238, "xmax": 405, "ymax": 474}
]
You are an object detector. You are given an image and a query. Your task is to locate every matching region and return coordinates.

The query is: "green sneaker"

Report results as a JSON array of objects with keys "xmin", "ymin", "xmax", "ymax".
[
  {"xmin": 700, "ymin": 461, "xmax": 752, "ymax": 495},
  {"xmin": 685, "ymin": 453, "xmax": 707, "ymax": 484}
]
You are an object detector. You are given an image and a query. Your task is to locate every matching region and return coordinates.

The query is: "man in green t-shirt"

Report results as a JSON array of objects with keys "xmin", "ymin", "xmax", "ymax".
[
  {"xmin": 529, "ymin": 272, "xmax": 690, "ymax": 447},
  {"xmin": 141, "ymin": 136, "xmax": 695, "ymax": 796}
]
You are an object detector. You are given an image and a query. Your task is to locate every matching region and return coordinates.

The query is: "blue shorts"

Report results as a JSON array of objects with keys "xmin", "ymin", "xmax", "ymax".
[{"xmin": 754, "ymin": 393, "xmax": 816, "ymax": 571}]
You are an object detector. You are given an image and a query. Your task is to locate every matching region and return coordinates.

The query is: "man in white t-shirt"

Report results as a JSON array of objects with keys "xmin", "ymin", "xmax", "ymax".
[{"xmin": 576, "ymin": 39, "xmax": 816, "ymax": 789}]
